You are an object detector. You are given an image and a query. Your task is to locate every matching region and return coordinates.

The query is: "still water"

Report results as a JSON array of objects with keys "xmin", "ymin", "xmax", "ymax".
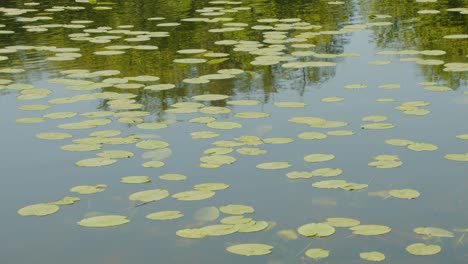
[{"xmin": 0, "ymin": 0, "xmax": 467, "ymax": 263}]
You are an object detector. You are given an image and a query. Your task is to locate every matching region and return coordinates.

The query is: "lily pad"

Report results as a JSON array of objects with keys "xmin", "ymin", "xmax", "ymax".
[
  {"xmin": 360, "ymin": 251, "xmax": 385, "ymax": 262},
  {"xmin": 406, "ymin": 243, "xmax": 441, "ymax": 256},
  {"xmin": 146, "ymin": 211, "xmax": 183, "ymax": 220},
  {"xmin": 18, "ymin": 203, "xmax": 59, "ymax": 216},
  {"xmin": 226, "ymin": 243, "xmax": 273, "ymax": 256},
  {"xmin": 297, "ymin": 223, "xmax": 335, "ymax": 237},
  {"xmin": 77, "ymin": 215, "xmax": 129, "ymax": 228},
  {"xmin": 305, "ymin": 248, "xmax": 330, "ymax": 260}
]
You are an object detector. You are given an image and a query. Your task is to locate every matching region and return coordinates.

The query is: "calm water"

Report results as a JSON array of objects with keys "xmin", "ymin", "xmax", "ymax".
[{"xmin": 0, "ymin": 0, "xmax": 467, "ymax": 263}]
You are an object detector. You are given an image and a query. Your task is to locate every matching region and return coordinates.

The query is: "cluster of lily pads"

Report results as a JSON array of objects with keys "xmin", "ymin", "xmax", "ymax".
[{"xmin": 2, "ymin": 0, "xmax": 467, "ymax": 262}]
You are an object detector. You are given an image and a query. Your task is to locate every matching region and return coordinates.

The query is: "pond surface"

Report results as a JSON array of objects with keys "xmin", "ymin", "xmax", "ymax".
[{"xmin": 0, "ymin": 0, "xmax": 467, "ymax": 263}]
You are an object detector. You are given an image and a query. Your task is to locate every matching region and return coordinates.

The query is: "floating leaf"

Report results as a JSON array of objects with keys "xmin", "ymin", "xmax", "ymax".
[
  {"xmin": 120, "ymin": 176, "xmax": 151, "ymax": 184},
  {"xmin": 305, "ymin": 248, "xmax": 330, "ymax": 260},
  {"xmin": 36, "ymin": 132, "xmax": 72, "ymax": 140},
  {"xmin": 226, "ymin": 243, "xmax": 273, "ymax": 256},
  {"xmin": 360, "ymin": 251, "xmax": 385, "ymax": 262},
  {"xmin": 406, "ymin": 243, "xmax": 441, "ymax": 256},
  {"xmin": 311, "ymin": 168, "xmax": 343, "ymax": 177},
  {"xmin": 297, "ymin": 223, "xmax": 335, "ymax": 237},
  {"xmin": 159, "ymin": 173, "xmax": 187, "ymax": 181},
  {"xmin": 146, "ymin": 211, "xmax": 183, "ymax": 220},
  {"xmin": 385, "ymin": 139, "xmax": 414, "ymax": 146},
  {"xmin": 136, "ymin": 140, "xmax": 169, "ymax": 149},
  {"xmin": 201, "ymin": 224, "xmax": 239, "ymax": 236},
  {"xmin": 77, "ymin": 215, "xmax": 129, "ymax": 228},
  {"xmin": 444, "ymin": 153, "xmax": 468, "ymax": 162},
  {"xmin": 351, "ymin": 225, "xmax": 391, "ymax": 236},
  {"xmin": 97, "ymin": 150, "xmax": 134, "ymax": 159},
  {"xmin": 237, "ymin": 221, "xmax": 269, "ymax": 233},
  {"xmin": 361, "ymin": 123, "xmax": 394, "ymax": 130},
  {"xmin": 18, "ymin": 203, "xmax": 59, "ymax": 216},
  {"xmin": 326, "ymin": 217, "xmax": 360, "ymax": 227},
  {"xmin": 388, "ymin": 189, "xmax": 420, "ymax": 199},
  {"xmin": 176, "ymin": 228, "xmax": 207, "ymax": 238},
  {"xmin": 70, "ymin": 184, "xmax": 106, "ymax": 194},
  {"xmin": 263, "ymin": 137, "xmax": 294, "ymax": 144},
  {"xmin": 129, "ymin": 189, "xmax": 169, "ymax": 202},
  {"xmin": 75, "ymin": 157, "xmax": 117, "ymax": 167},
  {"xmin": 298, "ymin": 132, "xmax": 328, "ymax": 140},
  {"xmin": 172, "ymin": 190, "xmax": 215, "ymax": 201},
  {"xmin": 49, "ymin": 196, "xmax": 80, "ymax": 205},
  {"xmin": 256, "ymin": 162, "xmax": 291, "ymax": 170},
  {"xmin": 220, "ymin": 204, "xmax": 254, "ymax": 215},
  {"xmin": 413, "ymin": 227, "xmax": 454, "ymax": 238},
  {"xmin": 207, "ymin": 121, "xmax": 242, "ymax": 129},
  {"xmin": 194, "ymin": 182, "xmax": 229, "ymax": 191},
  {"xmin": 304, "ymin": 154, "xmax": 335, "ymax": 163},
  {"xmin": 407, "ymin": 143, "xmax": 438, "ymax": 152}
]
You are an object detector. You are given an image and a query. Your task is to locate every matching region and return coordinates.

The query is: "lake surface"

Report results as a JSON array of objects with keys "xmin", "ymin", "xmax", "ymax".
[{"xmin": 0, "ymin": 0, "xmax": 467, "ymax": 263}]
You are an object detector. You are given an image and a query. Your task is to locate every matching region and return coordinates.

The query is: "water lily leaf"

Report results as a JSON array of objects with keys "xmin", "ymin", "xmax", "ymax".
[
  {"xmin": 204, "ymin": 147, "xmax": 233, "ymax": 155},
  {"xmin": 326, "ymin": 217, "xmax": 360, "ymax": 227},
  {"xmin": 312, "ymin": 180, "xmax": 348, "ymax": 189},
  {"xmin": 176, "ymin": 228, "xmax": 208, "ymax": 238},
  {"xmin": 236, "ymin": 147, "xmax": 267, "ymax": 155},
  {"xmin": 70, "ymin": 184, "xmax": 106, "ymax": 194},
  {"xmin": 198, "ymin": 106, "xmax": 231, "ymax": 115},
  {"xmin": 207, "ymin": 121, "xmax": 242, "ymax": 129},
  {"xmin": 413, "ymin": 227, "xmax": 454, "ymax": 238},
  {"xmin": 327, "ymin": 130, "xmax": 354, "ymax": 136},
  {"xmin": 89, "ymin": 130, "xmax": 121, "ymax": 137},
  {"xmin": 200, "ymin": 155, "xmax": 236, "ymax": 165},
  {"xmin": 129, "ymin": 189, "xmax": 169, "ymax": 202},
  {"xmin": 362, "ymin": 115, "xmax": 388, "ymax": 122},
  {"xmin": 286, "ymin": 171, "xmax": 314, "ymax": 179},
  {"xmin": 194, "ymin": 182, "xmax": 229, "ymax": 191},
  {"xmin": 407, "ymin": 143, "xmax": 438, "ymax": 152},
  {"xmin": 191, "ymin": 131, "xmax": 220, "ymax": 139},
  {"xmin": 388, "ymin": 189, "xmax": 420, "ymax": 199},
  {"xmin": 263, "ymin": 137, "xmax": 294, "ymax": 144},
  {"xmin": 304, "ymin": 154, "xmax": 335, "ymax": 163},
  {"xmin": 310, "ymin": 168, "xmax": 343, "ymax": 177},
  {"xmin": 220, "ymin": 204, "xmax": 254, "ymax": 215},
  {"xmin": 189, "ymin": 117, "xmax": 217, "ymax": 124},
  {"xmin": 136, "ymin": 140, "xmax": 169, "ymax": 149},
  {"xmin": 192, "ymin": 94, "xmax": 229, "ymax": 101},
  {"xmin": 360, "ymin": 251, "xmax": 385, "ymax": 262},
  {"xmin": 385, "ymin": 139, "xmax": 414, "ymax": 146},
  {"xmin": 77, "ymin": 215, "xmax": 129, "ymax": 227},
  {"xmin": 361, "ymin": 123, "xmax": 394, "ymax": 130},
  {"xmin": 305, "ymin": 248, "xmax": 330, "ymax": 260},
  {"xmin": 256, "ymin": 162, "xmax": 291, "ymax": 170},
  {"xmin": 159, "ymin": 173, "xmax": 187, "ymax": 181},
  {"xmin": 146, "ymin": 210, "xmax": 183, "ymax": 220},
  {"xmin": 226, "ymin": 243, "xmax": 273, "ymax": 256},
  {"xmin": 234, "ymin": 112, "xmax": 270, "ymax": 119},
  {"xmin": 273, "ymin": 101, "xmax": 307, "ymax": 108},
  {"xmin": 350, "ymin": 225, "xmax": 391, "ymax": 236},
  {"xmin": 75, "ymin": 157, "xmax": 117, "ymax": 167},
  {"xmin": 297, "ymin": 223, "xmax": 335, "ymax": 237},
  {"xmin": 49, "ymin": 196, "xmax": 80, "ymax": 205},
  {"xmin": 120, "ymin": 176, "xmax": 151, "ymax": 184},
  {"xmin": 226, "ymin": 100, "xmax": 260, "ymax": 106},
  {"xmin": 18, "ymin": 203, "xmax": 59, "ymax": 216},
  {"xmin": 172, "ymin": 190, "xmax": 215, "ymax": 201},
  {"xmin": 444, "ymin": 153, "xmax": 468, "ymax": 162},
  {"xmin": 221, "ymin": 216, "xmax": 252, "ymax": 225},
  {"xmin": 406, "ymin": 243, "xmax": 441, "ymax": 256},
  {"xmin": 298, "ymin": 132, "xmax": 328, "ymax": 140},
  {"xmin": 36, "ymin": 132, "xmax": 72, "ymax": 140},
  {"xmin": 237, "ymin": 221, "xmax": 269, "ymax": 233},
  {"xmin": 201, "ymin": 224, "xmax": 239, "ymax": 236},
  {"xmin": 97, "ymin": 150, "xmax": 134, "ymax": 159}
]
